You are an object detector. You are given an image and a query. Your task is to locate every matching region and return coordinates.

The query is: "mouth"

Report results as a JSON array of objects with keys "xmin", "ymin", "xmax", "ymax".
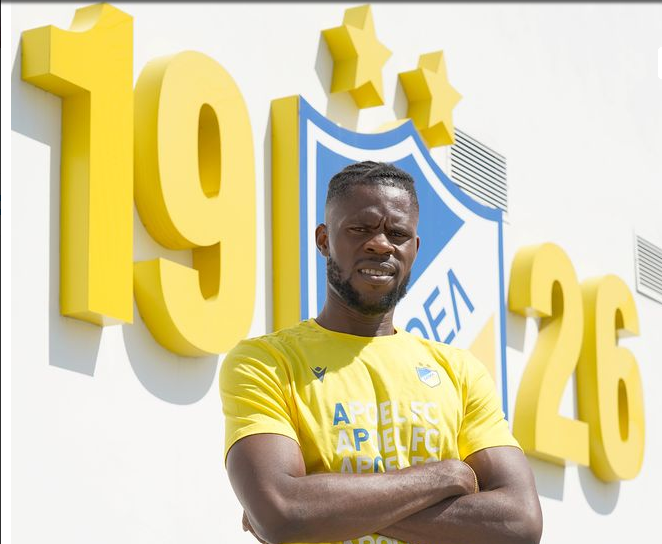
[{"xmin": 357, "ymin": 264, "xmax": 397, "ymax": 285}]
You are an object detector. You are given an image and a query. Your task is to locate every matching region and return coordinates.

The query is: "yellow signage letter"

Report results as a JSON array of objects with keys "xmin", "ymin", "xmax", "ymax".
[
  {"xmin": 21, "ymin": 4, "xmax": 134, "ymax": 325},
  {"xmin": 578, "ymin": 276, "xmax": 645, "ymax": 481},
  {"xmin": 509, "ymin": 243, "xmax": 589, "ymax": 466}
]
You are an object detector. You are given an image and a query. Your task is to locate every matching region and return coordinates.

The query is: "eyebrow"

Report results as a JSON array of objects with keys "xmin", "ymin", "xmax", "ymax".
[{"xmin": 345, "ymin": 214, "xmax": 415, "ymax": 230}]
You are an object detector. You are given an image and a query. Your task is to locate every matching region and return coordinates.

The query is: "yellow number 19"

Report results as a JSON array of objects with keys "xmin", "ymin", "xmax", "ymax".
[{"xmin": 21, "ymin": 4, "xmax": 256, "ymax": 356}]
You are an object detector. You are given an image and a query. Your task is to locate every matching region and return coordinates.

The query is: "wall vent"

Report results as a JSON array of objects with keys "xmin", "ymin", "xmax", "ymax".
[
  {"xmin": 635, "ymin": 235, "xmax": 662, "ymax": 304},
  {"xmin": 450, "ymin": 128, "xmax": 507, "ymax": 213}
]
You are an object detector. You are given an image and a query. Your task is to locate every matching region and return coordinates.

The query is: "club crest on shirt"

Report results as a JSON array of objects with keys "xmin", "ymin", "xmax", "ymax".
[
  {"xmin": 416, "ymin": 367, "xmax": 441, "ymax": 388},
  {"xmin": 272, "ymin": 95, "xmax": 509, "ymax": 418},
  {"xmin": 310, "ymin": 366, "xmax": 327, "ymax": 382}
]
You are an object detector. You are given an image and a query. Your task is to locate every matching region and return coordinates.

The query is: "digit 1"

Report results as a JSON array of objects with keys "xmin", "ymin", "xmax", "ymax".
[{"xmin": 21, "ymin": 4, "xmax": 134, "ymax": 325}]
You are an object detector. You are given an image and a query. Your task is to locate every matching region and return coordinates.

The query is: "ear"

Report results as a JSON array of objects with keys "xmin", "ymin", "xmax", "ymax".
[
  {"xmin": 315, "ymin": 224, "xmax": 330, "ymax": 257},
  {"xmin": 415, "ymin": 235, "xmax": 421, "ymax": 253}
]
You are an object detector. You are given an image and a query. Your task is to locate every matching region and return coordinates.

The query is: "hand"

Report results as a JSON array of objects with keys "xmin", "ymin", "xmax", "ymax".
[{"xmin": 242, "ymin": 510, "xmax": 268, "ymax": 544}]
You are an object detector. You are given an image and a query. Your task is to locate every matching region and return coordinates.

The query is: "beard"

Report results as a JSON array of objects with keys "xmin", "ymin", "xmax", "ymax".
[{"xmin": 326, "ymin": 256, "xmax": 411, "ymax": 316}]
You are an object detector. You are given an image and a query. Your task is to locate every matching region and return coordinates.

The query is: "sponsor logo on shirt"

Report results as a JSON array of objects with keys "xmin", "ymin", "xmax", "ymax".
[
  {"xmin": 310, "ymin": 365, "xmax": 327, "ymax": 382},
  {"xmin": 416, "ymin": 366, "xmax": 441, "ymax": 388}
]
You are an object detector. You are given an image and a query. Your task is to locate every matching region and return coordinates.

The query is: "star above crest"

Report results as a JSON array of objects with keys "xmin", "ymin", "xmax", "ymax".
[
  {"xmin": 322, "ymin": 4, "xmax": 392, "ymax": 109},
  {"xmin": 398, "ymin": 51, "xmax": 462, "ymax": 147}
]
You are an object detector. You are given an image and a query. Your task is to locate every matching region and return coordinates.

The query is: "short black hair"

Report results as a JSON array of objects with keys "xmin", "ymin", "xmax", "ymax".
[{"xmin": 325, "ymin": 161, "xmax": 419, "ymax": 211}]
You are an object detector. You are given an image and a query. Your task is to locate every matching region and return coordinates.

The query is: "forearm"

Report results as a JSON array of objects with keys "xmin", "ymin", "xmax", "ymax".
[
  {"xmin": 249, "ymin": 461, "xmax": 471, "ymax": 544},
  {"xmin": 378, "ymin": 487, "xmax": 542, "ymax": 544}
]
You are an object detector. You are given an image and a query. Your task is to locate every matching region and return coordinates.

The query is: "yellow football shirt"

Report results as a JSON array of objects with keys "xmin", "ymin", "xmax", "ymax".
[{"xmin": 220, "ymin": 318, "xmax": 520, "ymax": 544}]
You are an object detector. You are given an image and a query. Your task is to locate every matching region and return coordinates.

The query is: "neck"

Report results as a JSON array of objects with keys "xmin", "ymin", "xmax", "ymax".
[{"xmin": 315, "ymin": 289, "xmax": 396, "ymax": 337}]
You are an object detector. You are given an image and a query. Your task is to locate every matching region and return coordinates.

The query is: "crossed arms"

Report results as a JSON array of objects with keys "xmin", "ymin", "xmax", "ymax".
[{"xmin": 226, "ymin": 433, "xmax": 543, "ymax": 544}]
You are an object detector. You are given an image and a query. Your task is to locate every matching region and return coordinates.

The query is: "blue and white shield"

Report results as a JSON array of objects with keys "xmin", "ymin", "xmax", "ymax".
[
  {"xmin": 416, "ymin": 367, "xmax": 442, "ymax": 388},
  {"xmin": 272, "ymin": 96, "xmax": 509, "ymax": 416}
]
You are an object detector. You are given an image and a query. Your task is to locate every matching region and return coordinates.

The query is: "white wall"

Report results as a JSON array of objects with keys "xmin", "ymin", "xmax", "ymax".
[{"xmin": 9, "ymin": 3, "xmax": 662, "ymax": 543}]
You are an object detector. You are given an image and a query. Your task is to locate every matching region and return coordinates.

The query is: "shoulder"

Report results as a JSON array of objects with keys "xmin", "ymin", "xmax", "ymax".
[{"xmin": 222, "ymin": 320, "xmax": 317, "ymax": 371}]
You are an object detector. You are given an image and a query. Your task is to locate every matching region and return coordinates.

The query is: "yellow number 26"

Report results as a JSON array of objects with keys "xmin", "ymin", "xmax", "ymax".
[{"xmin": 509, "ymin": 243, "xmax": 645, "ymax": 482}]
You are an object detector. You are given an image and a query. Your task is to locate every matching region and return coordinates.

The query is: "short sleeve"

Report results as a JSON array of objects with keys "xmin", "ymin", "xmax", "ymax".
[
  {"xmin": 457, "ymin": 350, "xmax": 521, "ymax": 460},
  {"xmin": 220, "ymin": 339, "xmax": 299, "ymax": 462}
]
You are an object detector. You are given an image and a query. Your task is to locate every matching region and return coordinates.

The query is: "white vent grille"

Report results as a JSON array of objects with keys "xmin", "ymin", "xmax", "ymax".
[
  {"xmin": 635, "ymin": 235, "xmax": 662, "ymax": 303},
  {"xmin": 450, "ymin": 128, "xmax": 507, "ymax": 213}
]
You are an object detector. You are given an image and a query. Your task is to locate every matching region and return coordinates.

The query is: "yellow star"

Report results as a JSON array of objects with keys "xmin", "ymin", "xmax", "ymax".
[
  {"xmin": 322, "ymin": 5, "xmax": 392, "ymax": 109},
  {"xmin": 398, "ymin": 51, "xmax": 462, "ymax": 147}
]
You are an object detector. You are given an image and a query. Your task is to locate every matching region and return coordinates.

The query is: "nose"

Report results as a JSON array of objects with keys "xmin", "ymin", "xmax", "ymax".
[{"xmin": 365, "ymin": 231, "xmax": 394, "ymax": 255}]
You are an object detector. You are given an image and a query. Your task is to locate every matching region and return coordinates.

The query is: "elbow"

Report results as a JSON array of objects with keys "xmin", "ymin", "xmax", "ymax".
[
  {"xmin": 248, "ymin": 498, "xmax": 303, "ymax": 544},
  {"xmin": 255, "ymin": 523, "xmax": 296, "ymax": 544},
  {"xmin": 501, "ymin": 493, "xmax": 542, "ymax": 544},
  {"xmin": 517, "ymin": 504, "xmax": 543, "ymax": 544},
  {"xmin": 253, "ymin": 525, "xmax": 289, "ymax": 544}
]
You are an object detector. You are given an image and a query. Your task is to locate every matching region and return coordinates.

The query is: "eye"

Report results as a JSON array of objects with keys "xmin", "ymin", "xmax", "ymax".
[{"xmin": 349, "ymin": 226, "xmax": 369, "ymax": 233}]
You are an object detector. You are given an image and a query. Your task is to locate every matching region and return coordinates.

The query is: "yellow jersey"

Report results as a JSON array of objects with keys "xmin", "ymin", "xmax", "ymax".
[{"xmin": 220, "ymin": 318, "xmax": 520, "ymax": 544}]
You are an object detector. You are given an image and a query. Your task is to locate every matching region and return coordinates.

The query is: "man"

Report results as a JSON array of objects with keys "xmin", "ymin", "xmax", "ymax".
[{"xmin": 220, "ymin": 161, "xmax": 543, "ymax": 544}]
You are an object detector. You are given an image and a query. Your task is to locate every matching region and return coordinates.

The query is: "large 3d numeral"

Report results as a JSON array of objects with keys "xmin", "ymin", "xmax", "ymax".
[
  {"xmin": 509, "ymin": 244, "xmax": 589, "ymax": 466},
  {"xmin": 578, "ymin": 276, "xmax": 645, "ymax": 481},
  {"xmin": 133, "ymin": 51, "xmax": 256, "ymax": 356},
  {"xmin": 21, "ymin": 4, "xmax": 134, "ymax": 325},
  {"xmin": 510, "ymin": 244, "xmax": 646, "ymax": 480}
]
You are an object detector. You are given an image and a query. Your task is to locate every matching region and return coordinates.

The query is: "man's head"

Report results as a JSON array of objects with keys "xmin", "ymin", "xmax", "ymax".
[{"xmin": 316, "ymin": 161, "xmax": 420, "ymax": 316}]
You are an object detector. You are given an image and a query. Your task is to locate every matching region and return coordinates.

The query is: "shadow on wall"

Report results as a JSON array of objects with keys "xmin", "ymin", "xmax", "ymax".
[
  {"xmin": 11, "ymin": 42, "xmax": 103, "ymax": 377},
  {"xmin": 528, "ymin": 456, "xmax": 620, "ymax": 515},
  {"xmin": 526, "ymin": 456, "xmax": 565, "ymax": 502},
  {"xmin": 506, "ymin": 311, "xmax": 620, "ymax": 514},
  {"xmin": 121, "ymin": 302, "xmax": 219, "ymax": 406},
  {"xmin": 314, "ymin": 34, "xmax": 360, "ymax": 130},
  {"xmin": 577, "ymin": 466, "xmax": 620, "ymax": 515},
  {"xmin": 391, "ymin": 74, "xmax": 408, "ymax": 123}
]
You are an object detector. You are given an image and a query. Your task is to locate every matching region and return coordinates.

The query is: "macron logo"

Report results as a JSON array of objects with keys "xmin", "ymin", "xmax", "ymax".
[{"xmin": 310, "ymin": 366, "xmax": 327, "ymax": 382}]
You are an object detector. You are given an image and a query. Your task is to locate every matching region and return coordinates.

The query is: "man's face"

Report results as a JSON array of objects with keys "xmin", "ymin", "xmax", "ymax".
[{"xmin": 316, "ymin": 183, "xmax": 420, "ymax": 316}]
